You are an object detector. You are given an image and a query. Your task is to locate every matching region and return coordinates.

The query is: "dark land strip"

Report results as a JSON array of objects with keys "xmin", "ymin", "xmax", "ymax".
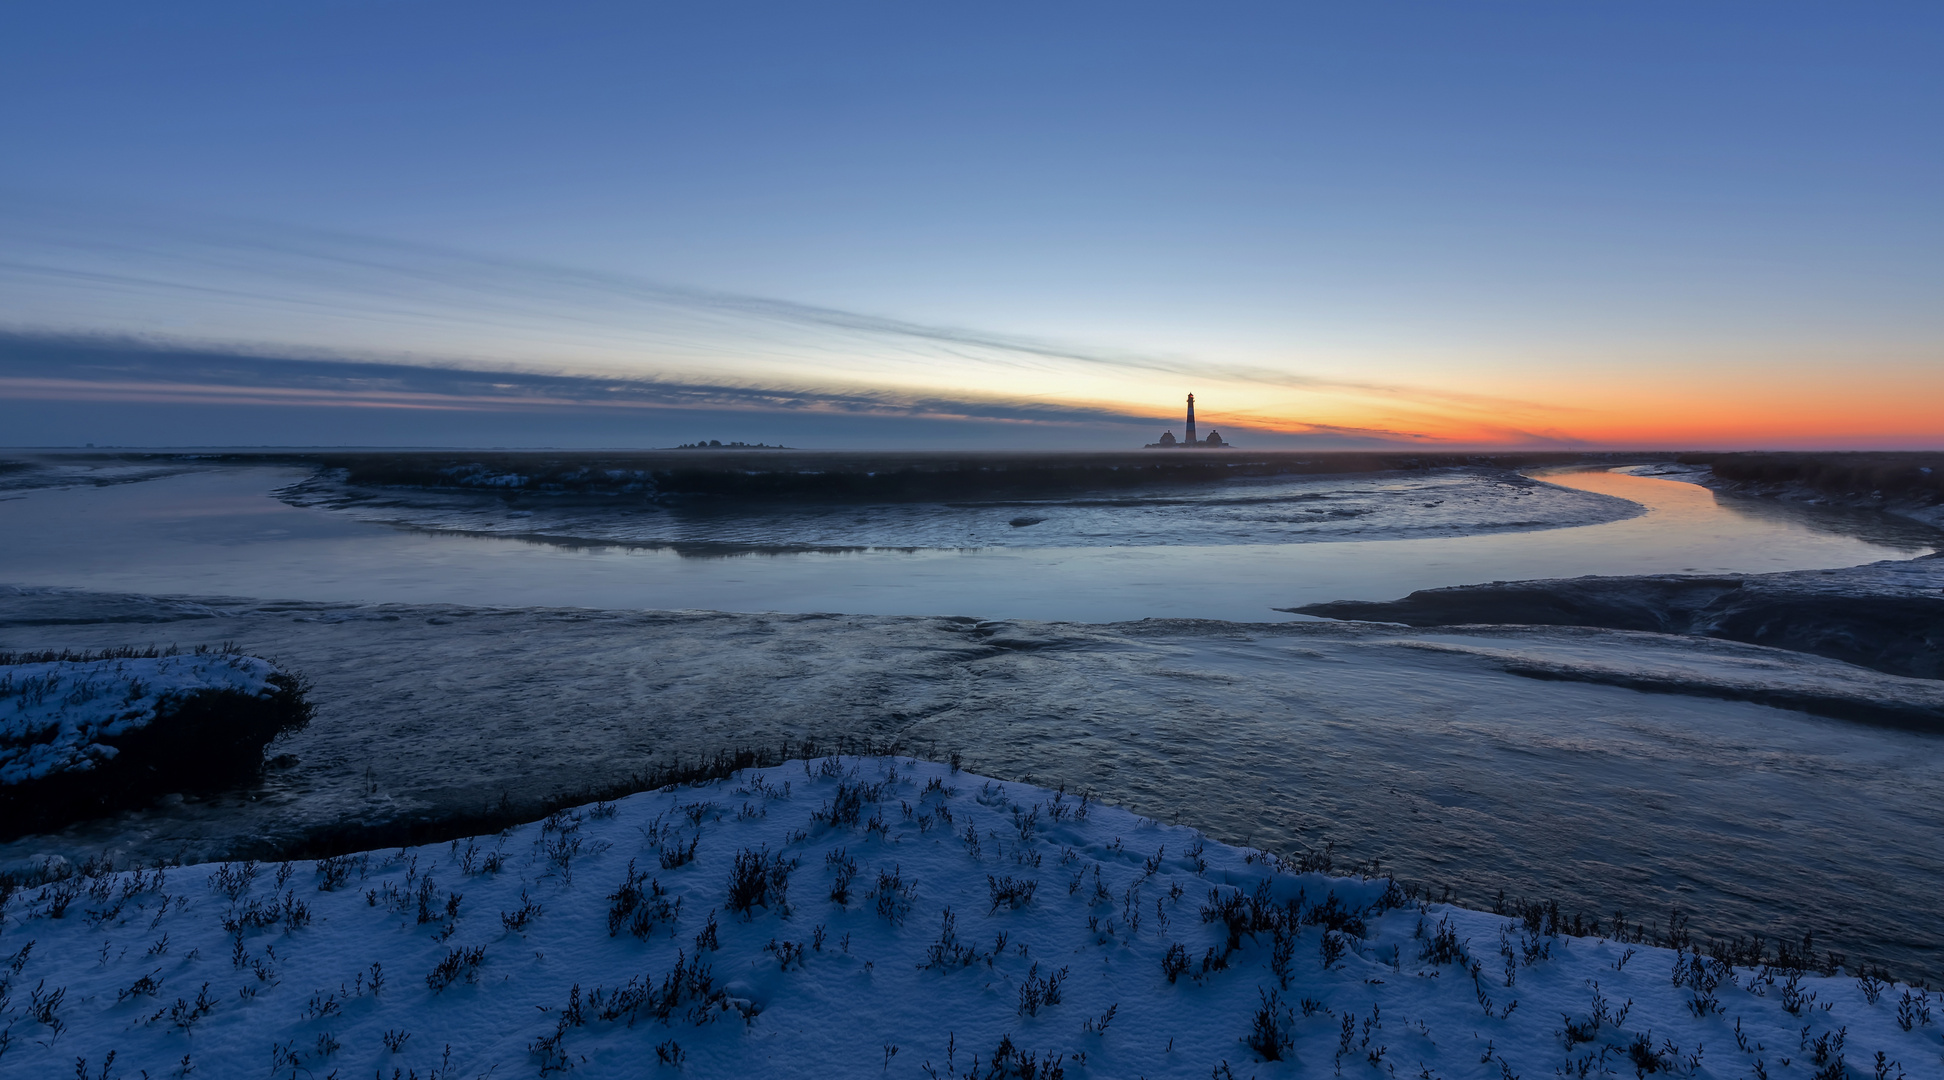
[{"xmin": 1288, "ymin": 555, "xmax": 1944, "ymax": 682}]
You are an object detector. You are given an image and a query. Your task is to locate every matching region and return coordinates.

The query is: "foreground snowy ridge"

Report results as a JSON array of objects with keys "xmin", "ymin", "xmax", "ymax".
[{"xmin": 0, "ymin": 758, "xmax": 1934, "ymax": 1079}]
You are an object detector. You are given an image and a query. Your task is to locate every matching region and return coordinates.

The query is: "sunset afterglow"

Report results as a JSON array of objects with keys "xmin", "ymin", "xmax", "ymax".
[{"xmin": 2, "ymin": 4, "xmax": 1938, "ymax": 449}]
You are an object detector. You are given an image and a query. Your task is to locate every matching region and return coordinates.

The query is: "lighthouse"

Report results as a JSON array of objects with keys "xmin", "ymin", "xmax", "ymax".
[{"xmin": 1144, "ymin": 394, "xmax": 1230, "ymax": 447}]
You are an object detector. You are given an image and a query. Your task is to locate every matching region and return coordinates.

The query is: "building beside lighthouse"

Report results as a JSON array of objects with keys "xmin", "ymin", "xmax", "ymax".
[{"xmin": 1146, "ymin": 394, "xmax": 1230, "ymax": 447}]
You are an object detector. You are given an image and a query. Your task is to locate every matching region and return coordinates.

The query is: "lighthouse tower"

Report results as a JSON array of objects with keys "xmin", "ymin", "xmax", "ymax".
[{"xmin": 1146, "ymin": 393, "xmax": 1230, "ymax": 447}]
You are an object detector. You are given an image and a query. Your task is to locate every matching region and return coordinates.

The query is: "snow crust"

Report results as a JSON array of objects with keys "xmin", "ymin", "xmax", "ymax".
[
  {"xmin": 2, "ymin": 757, "xmax": 1936, "ymax": 1079},
  {"xmin": 0, "ymin": 655, "xmax": 279, "ymax": 785}
]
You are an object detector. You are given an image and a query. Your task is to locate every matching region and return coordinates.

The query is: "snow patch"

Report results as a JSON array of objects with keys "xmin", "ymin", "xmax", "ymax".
[{"xmin": 1, "ymin": 654, "xmax": 279, "ymax": 786}]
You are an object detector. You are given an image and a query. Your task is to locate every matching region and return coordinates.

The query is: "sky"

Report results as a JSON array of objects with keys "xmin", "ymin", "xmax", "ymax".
[{"xmin": 2, "ymin": 2, "xmax": 1940, "ymax": 449}]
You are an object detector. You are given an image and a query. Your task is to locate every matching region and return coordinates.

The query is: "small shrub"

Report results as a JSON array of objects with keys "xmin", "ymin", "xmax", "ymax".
[
  {"xmin": 1627, "ymin": 1032, "xmax": 1672, "ymax": 1075},
  {"xmin": 1305, "ymin": 893, "xmax": 1366, "ymax": 939},
  {"xmin": 1161, "ymin": 943, "xmax": 1190, "ymax": 984},
  {"xmin": 826, "ymin": 848, "xmax": 858, "ymax": 904},
  {"xmin": 1255, "ymin": 917, "xmax": 1293, "ymax": 988},
  {"xmin": 987, "ymin": 874, "xmax": 1038, "ymax": 915},
  {"xmin": 28, "ymin": 979, "xmax": 67, "ymax": 1039},
  {"xmin": 116, "ymin": 968, "xmax": 164, "ymax": 1002},
  {"xmin": 658, "ymin": 835, "xmax": 699, "ymax": 870},
  {"xmin": 1248, "ymin": 989, "xmax": 1294, "ymax": 1061},
  {"xmin": 1810, "ymin": 1027, "xmax": 1848, "ymax": 1080},
  {"xmin": 210, "ymin": 862, "xmax": 259, "ymax": 901},
  {"xmin": 1781, "ymin": 970, "xmax": 1815, "ymax": 1015},
  {"xmin": 1896, "ymin": 988, "xmax": 1932, "ymax": 1031},
  {"xmin": 167, "ymin": 982, "xmax": 216, "ymax": 1031},
  {"xmin": 425, "ymin": 946, "xmax": 485, "ymax": 992},
  {"xmin": 1562, "ymin": 1013, "xmax": 1600, "ymax": 1048},
  {"xmin": 726, "ymin": 846, "xmax": 794, "ymax": 918},
  {"xmin": 1420, "ymin": 916, "xmax": 1466, "ymax": 965},
  {"xmin": 1082, "ymin": 1003, "xmax": 1117, "ymax": 1035},
  {"xmin": 302, "ymin": 991, "xmax": 341, "ymax": 1020},
  {"xmin": 315, "ymin": 855, "xmax": 359, "ymax": 892},
  {"xmin": 922, "ymin": 908, "xmax": 979, "ymax": 970},
  {"xmin": 501, "ymin": 890, "xmax": 542, "ymax": 934},
  {"xmin": 981, "ymin": 1034, "xmax": 1066, "ymax": 1079},
  {"xmin": 608, "ymin": 861, "xmax": 649, "ymax": 935},
  {"xmin": 544, "ymin": 834, "xmax": 584, "ymax": 884},
  {"xmin": 1320, "ymin": 930, "xmax": 1347, "ymax": 970},
  {"xmin": 1015, "ymin": 963, "xmax": 1069, "ymax": 1018},
  {"xmin": 814, "ymin": 781, "xmax": 884, "ymax": 828},
  {"xmin": 608, "ymin": 860, "xmax": 681, "ymax": 939},
  {"xmin": 873, "ymin": 865, "xmax": 916, "ymax": 926},
  {"xmin": 763, "ymin": 938, "xmax": 806, "ymax": 971}
]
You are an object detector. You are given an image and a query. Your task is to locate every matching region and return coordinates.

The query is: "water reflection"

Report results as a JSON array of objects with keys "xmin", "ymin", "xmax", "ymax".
[{"xmin": 0, "ymin": 465, "xmax": 1929, "ymax": 623}]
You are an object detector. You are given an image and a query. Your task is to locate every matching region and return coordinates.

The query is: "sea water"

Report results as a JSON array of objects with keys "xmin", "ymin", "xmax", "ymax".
[{"xmin": 0, "ymin": 461, "xmax": 1930, "ymax": 621}]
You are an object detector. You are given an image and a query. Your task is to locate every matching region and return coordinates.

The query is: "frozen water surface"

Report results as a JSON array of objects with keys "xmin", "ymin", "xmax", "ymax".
[{"xmin": 2, "ymin": 461, "xmax": 1942, "ymax": 980}]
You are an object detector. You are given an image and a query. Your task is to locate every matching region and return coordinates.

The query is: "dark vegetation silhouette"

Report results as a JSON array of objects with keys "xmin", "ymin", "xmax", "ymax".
[
  {"xmin": 72, "ymin": 448, "xmax": 1657, "ymax": 504},
  {"xmin": 1293, "ymin": 574, "xmax": 1944, "ymax": 685},
  {"xmin": 1681, "ymin": 451, "xmax": 1944, "ymax": 505}
]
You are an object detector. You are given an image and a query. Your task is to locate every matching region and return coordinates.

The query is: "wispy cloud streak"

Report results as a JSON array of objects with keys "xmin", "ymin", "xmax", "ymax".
[
  {"xmin": 0, "ymin": 332, "xmax": 1462, "ymax": 449},
  {"xmin": 0, "ymin": 334, "xmax": 1153, "ymax": 425},
  {"xmin": 0, "ymin": 198, "xmax": 1562, "ymax": 420}
]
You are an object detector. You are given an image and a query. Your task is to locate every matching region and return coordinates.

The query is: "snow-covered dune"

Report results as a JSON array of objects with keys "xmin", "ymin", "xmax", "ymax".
[{"xmin": 1, "ymin": 757, "xmax": 1931, "ymax": 1079}]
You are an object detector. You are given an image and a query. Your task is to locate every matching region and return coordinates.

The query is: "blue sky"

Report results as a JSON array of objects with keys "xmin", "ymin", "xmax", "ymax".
[{"xmin": 2, "ymin": 3, "xmax": 1939, "ymax": 447}]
